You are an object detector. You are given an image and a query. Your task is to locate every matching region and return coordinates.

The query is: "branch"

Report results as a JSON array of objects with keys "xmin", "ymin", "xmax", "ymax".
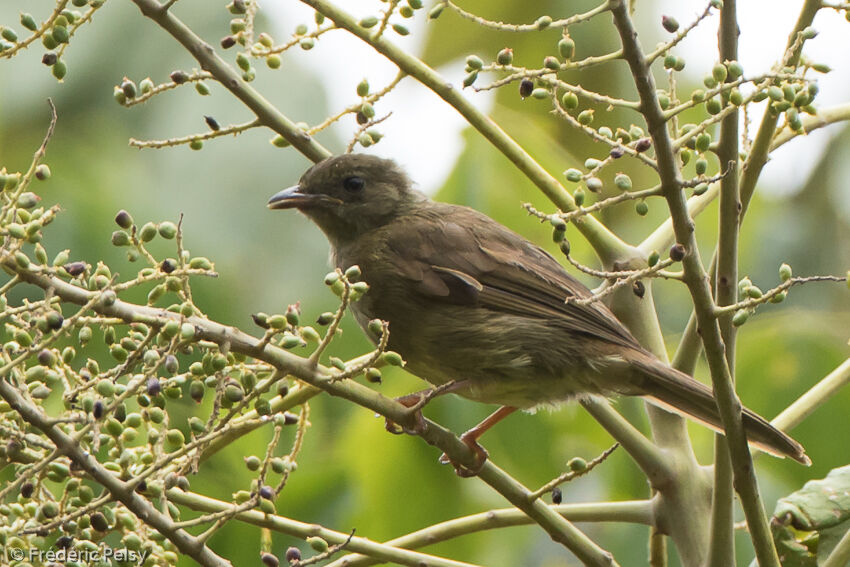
[
  {"xmin": 771, "ymin": 102, "xmax": 850, "ymax": 150},
  {"xmin": 325, "ymin": 499, "xmax": 654, "ymax": 567},
  {"xmin": 608, "ymin": 2, "xmax": 781, "ymax": 566},
  {"xmin": 772, "ymin": 358, "xmax": 850, "ymax": 433},
  {"xmin": 579, "ymin": 398, "xmax": 670, "ymax": 486},
  {"xmin": 6, "ymin": 262, "xmax": 618, "ymax": 567},
  {"xmin": 167, "ymin": 490, "xmax": 480, "ymax": 567},
  {"xmin": 706, "ymin": 2, "xmax": 740, "ymax": 564},
  {"xmin": 129, "ymin": 0, "xmax": 331, "ymax": 163},
  {"xmin": 443, "ymin": 0, "xmax": 612, "ymax": 32},
  {"xmin": 0, "ymin": 374, "xmax": 231, "ymax": 567}
]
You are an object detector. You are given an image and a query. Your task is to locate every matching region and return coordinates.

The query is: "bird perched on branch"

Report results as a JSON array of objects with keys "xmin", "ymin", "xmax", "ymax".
[{"xmin": 268, "ymin": 153, "xmax": 809, "ymax": 473}]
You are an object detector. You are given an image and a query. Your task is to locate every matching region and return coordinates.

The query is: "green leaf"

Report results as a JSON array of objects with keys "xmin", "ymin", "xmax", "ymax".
[{"xmin": 771, "ymin": 465, "xmax": 850, "ymax": 564}]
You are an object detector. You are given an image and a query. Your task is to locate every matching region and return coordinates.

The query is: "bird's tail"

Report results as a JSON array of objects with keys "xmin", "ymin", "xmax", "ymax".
[{"xmin": 625, "ymin": 350, "xmax": 810, "ymax": 466}]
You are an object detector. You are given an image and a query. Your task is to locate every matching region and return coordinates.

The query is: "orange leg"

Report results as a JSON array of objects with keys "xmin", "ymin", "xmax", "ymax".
[{"xmin": 440, "ymin": 406, "xmax": 517, "ymax": 477}]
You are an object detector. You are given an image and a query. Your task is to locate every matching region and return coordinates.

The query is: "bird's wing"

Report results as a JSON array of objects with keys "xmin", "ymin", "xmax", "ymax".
[{"xmin": 386, "ymin": 205, "xmax": 640, "ymax": 350}]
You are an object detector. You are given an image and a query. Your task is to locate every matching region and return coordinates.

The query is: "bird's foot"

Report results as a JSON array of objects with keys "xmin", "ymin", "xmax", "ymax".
[
  {"xmin": 384, "ymin": 391, "xmax": 429, "ymax": 436},
  {"xmin": 439, "ymin": 431, "xmax": 489, "ymax": 477}
]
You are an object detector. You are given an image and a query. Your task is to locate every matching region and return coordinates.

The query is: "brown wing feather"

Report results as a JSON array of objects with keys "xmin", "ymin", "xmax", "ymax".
[{"xmin": 387, "ymin": 204, "xmax": 641, "ymax": 350}]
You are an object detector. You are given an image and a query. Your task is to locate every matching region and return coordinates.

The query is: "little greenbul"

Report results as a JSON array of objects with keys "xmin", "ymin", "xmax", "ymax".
[{"xmin": 268, "ymin": 154, "xmax": 809, "ymax": 470}]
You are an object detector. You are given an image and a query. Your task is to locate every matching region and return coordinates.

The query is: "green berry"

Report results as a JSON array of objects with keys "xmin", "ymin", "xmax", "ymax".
[
  {"xmin": 536, "ymin": 15, "xmax": 552, "ymax": 29},
  {"xmin": 732, "ymin": 309, "xmax": 749, "ymax": 327},
  {"xmin": 729, "ymin": 88, "xmax": 743, "ymax": 106},
  {"xmin": 356, "ymin": 78, "xmax": 369, "ymax": 97},
  {"xmin": 726, "ymin": 60, "xmax": 743, "ymax": 79},
  {"xmin": 573, "ymin": 188, "xmax": 585, "ymax": 206},
  {"xmin": 111, "ymin": 230, "xmax": 130, "ymax": 247},
  {"xmin": 779, "ymin": 263, "xmax": 792, "ymax": 282},
  {"xmin": 52, "ymin": 59, "xmax": 67, "ymax": 80},
  {"xmin": 496, "ymin": 48, "xmax": 513, "ymax": 65},
  {"xmin": 158, "ymin": 221, "xmax": 178, "ymax": 239},
  {"xmin": 20, "ymin": 14, "xmax": 38, "ymax": 32},
  {"xmin": 585, "ymin": 177, "xmax": 603, "ymax": 193},
  {"xmin": 466, "ymin": 55, "xmax": 483, "ymax": 70},
  {"xmin": 635, "ymin": 201, "xmax": 649, "ymax": 216},
  {"xmin": 561, "ymin": 92, "xmax": 579, "ymax": 110},
  {"xmin": 614, "ymin": 173, "xmax": 632, "ymax": 191},
  {"xmin": 712, "ymin": 63, "xmax": 728, "ymax": 83},
  {"xmin": 359, "ymin": 16, "xmax": 378, "ymax": 28},
  {"xmin": 705, "ymin": 98, "xmax": 722, "ymax": 115},
  {"xmin": 565, "ymin": 168, "xmax": 582, "ymax": 182},
  {"xmin": 551, "ymin": 38, "xmax": 573, "ymax": 62},
  {"xmin": 382, "ymin": 351, "xmax": 404, "ymax": 366},
  {"xmin": 543, "ymin": 56, "xmax": 560, "ymax": 70}
]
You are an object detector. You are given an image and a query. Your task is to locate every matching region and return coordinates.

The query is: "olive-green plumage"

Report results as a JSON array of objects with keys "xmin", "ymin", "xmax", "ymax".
[{"xmin": 269, "ymin": 154, "xmax": 809, "ymax": 465}]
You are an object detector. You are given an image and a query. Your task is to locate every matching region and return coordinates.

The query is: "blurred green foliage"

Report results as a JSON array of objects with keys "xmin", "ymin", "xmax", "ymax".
[{"xmin": 1, "ymin": 1, "xmax": 848, "ymax": 565}]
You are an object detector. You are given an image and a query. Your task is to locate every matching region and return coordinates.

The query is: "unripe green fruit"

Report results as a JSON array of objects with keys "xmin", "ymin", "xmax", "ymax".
[
  {"xmin": 21, "ymin": 14, "xmax": 37, "ymax": 32},
  {"xmin": 496, "ymin": 48, "xmax": 513, "ymax": 65},
  {"xmin": 565, "ymin": 168, "xmax": 582, "ymax": 182},
  {"xmin": 543, "ymin": 56, "xmax": 560, "ymax": 71},
  {"xmin": 635, "ymin": 201, "xmax": 649, "ymax": 216},
  {"xmin": 382, "ymin": 351, "xmax": 404, "ymax": 366},
  {"xmin": 531, "ymin": 88, "xmax": 549, "ymax": 100},
  {"xmin": 705, "ymin": 98, "xmax": 722, "ymax": 115},
  {"xmin": 726, "ymin": 60, "xmax": 743, "ymax": 79},
  {"xmin": 729, "ymin": 88, "xmax": 743, "ymax": 106},
  {"xmin": 712, "ymin": 63, "xmax": 728, "ymax": 83},
  {"xmin": 577, "ymin": 109, "xmax": 594, "ymax": 125},
  {"xmin": 614, "ymin": 173, "xmax": 632, "ymax": 191},
  {"xmin": 356, "ymin": 78, "xmax": 369, "ymax": 97},
  {"xmin": 561, "ymin": 92, "xmax": 579, "ymax": 109},
  {"xmin": 111, "ymin": 230, "xmax": 131, "ymax": 247},
  {"xmin": 585, "ymin": 177, "xmax": 603, "ymax": 193},
  {"xmin": 558, "ymin": 37, "xmax": 575, "ymax": 60},
  {"xmin": 52, "ymin": 26, "xmax": 69, "ymax": 44},
  {"xmin": 52, "ymin": 60, "xmax": 67, "ymax": 80},
  {"xmin": 732, "ymin": 309, "xmax": 749, "ymax": 327},
  {"xmin": 573, "ymin": 188, "xmax": 585, "ymax": 206},
  {"xmin": 466, "ymin": 55, "xmax": 483, "ymax": 70}
]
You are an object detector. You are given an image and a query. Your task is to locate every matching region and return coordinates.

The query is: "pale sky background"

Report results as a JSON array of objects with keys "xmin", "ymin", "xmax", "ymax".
[{"xmin": 265, "ymin": 1, "xmax": 850, "ymax": 202}]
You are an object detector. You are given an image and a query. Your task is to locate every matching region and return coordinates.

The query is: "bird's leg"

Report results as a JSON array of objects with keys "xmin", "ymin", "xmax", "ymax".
[
  {"xmin": 440, "ymin": 405, "xmax": 517, "ymax": 477},
  {"xmin": 384, "ymin": 380, "xmax": 465, "ymax": 436}
]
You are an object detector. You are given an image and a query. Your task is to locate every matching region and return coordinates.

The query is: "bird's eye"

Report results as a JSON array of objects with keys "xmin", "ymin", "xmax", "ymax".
[{"xmin": 343, "ymin": 176, "xmax": 365, "ymax": 193}]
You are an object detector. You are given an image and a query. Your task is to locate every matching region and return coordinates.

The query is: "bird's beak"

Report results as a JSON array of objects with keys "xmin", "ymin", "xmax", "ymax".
[{"xmin": 267, "ymin": 185, "xmax": 317, "ymax": 210}]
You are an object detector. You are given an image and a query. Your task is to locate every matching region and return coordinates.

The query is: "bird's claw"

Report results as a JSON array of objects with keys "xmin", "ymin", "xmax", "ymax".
[
  {"xmin": 439, "ymin": 432, "xmax": 489, "ymax": 477},
  {"xmin": 383, "ymin": 405, "xmax": 427, "ymax": 436}
]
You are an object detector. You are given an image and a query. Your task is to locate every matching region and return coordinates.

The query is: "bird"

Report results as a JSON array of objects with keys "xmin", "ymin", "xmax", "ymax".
[{"xmin": 267, "ymin": 153, "xmax": 809, "ymax": 471}]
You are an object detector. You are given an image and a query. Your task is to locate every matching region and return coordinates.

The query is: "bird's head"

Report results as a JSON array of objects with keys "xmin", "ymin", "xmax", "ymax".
[{"xmin": 268, "ymin": 154, "xmax": 421, "ymax": 246}]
